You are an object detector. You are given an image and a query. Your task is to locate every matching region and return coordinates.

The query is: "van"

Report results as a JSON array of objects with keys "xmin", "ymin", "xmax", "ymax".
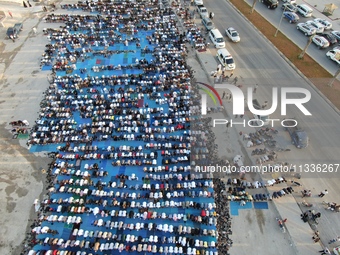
[
  {"xmin": 296, "ymin": 4, "xmax": 313, "ymax": 17},
  {"xmin": 216, "ymin": 48, "xmax": 235, "ymax": 70},
  {"xmin": 202, "ymin": 17, "xmax": 214, "ymax": 31},
  {"xmin": 209, "ymin": 28, "xmax": 225, "ymax": 48}
]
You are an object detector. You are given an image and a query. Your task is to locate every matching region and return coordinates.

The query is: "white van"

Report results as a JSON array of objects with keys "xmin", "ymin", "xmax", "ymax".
[
  {"xmin": 209, "ymin": 28, "xmax": 225, "ymax": 48},
  {"xmin": 216, "ymin": 48, "xmax": 235, "ymax": 70},
  {"xmin": 296, "ymin": 4, "xmax": 313, "ymax": 17}
]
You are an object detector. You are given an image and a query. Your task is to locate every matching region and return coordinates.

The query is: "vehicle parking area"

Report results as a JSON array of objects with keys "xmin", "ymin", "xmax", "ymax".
[{"xmin": 243, "ymin": 0, "xmax": 340, "ymax": 73}]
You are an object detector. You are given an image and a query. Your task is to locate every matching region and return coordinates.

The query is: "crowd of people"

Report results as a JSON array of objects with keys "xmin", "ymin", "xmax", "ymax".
[{"xmin": 22, "ymin": 0, "xmax": 223, "ymax": 254}]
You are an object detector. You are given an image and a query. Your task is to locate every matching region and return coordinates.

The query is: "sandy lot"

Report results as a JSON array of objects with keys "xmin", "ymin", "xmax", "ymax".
[{"xmin": 0, "ymin": 2, "xmax": 55, "ymax": 254}]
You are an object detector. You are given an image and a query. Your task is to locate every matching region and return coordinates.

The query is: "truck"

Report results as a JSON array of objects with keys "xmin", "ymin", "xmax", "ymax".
[
  {"xmin": 284, "ymin": 119, "xmax": 308, "ymax": 148},
  {"xmin": 6, "ymin": 23, "xmax": 23, "ymax": 39},
  {"xmin": 251, "ymin": 99, "xmax": 270, "ymax": 126},
  {"xmin": 196, "ymin": 5, "xmax": 208, "ymax": 19}
]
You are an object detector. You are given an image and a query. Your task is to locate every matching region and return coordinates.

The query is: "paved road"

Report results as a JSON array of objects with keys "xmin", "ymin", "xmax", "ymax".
[
  {"xmin": 193, "ymin": 0, "xmax": 340, "ymax": 252},
  {"xmin": 244, "ymin": 0, "xmax": 339, "ymax": 75},
  {"xmin": 203, "ymin": 0, "xmax": 340, "ymax": 168}
]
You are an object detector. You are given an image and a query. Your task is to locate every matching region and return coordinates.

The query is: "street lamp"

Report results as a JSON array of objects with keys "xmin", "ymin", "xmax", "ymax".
[
  {"xmin": 250, "ymin": 0, "xmax": 257, "ymax": 14},
  {"xmin": 298, "ymin": 34, "xmax": 315, "ymax": 59},
  {"xmin": 328, "ymin": 66, "xmax": 340, "ymax": 87},
  {"xmin": 274, "ymin": 5, "xmax": 287, "ymax": 37}
]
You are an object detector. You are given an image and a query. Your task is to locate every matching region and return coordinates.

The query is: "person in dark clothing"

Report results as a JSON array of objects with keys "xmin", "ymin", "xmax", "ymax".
[
  {"xmin": 222, "ymin": 91, "xmax": 226, "ymax": 99},
  {"xmin": 23, "ymin": 1, "xmax": 28, "ymax": 7}
]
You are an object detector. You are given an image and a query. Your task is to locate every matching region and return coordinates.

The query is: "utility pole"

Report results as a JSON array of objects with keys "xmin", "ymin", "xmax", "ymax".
[
  {"xmin": 250, "ymin": 0, "xmax": 257, "ymax": 13},
  {"xmin": 275, "ymin": 5, "xmax": 287, "ymax": 37},
  {"xmin": 328, "ymin": 67, "xmax": 340, "ymax": 87},
  {"xmin": 298, "ymin": 35, "xmax": 314, "ymax": 59}
]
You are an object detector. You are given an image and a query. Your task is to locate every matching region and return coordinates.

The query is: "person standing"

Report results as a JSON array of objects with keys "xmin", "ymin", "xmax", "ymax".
[
  {"xmin": 226, "ymin": 122, "xmax": 230, "ymax": 133},
  {"xmin": 8, "ymin": 10, "xmax": 13, "ymax": 18},
  {"xmin": 253, "ymin": 84, "xmax": 258, "ymax": 93},
  {"xmin": 314, "ymin": 236, "xmax": 320, "ymax": 243},
  {"xmin": 319, "ymin": 247, "xmax": 331, "ymax": 255},
  {"xmin": 23, "ymin": 1, "xmax": 28, "ymax": 7},
  {"xmin": 318, "ymin": 189, "xmax": 328, "ymax": 197},
  {"xmin": 233, "ymin": 76, "xmax": 238, "ymax": 85},
  {"xmin": 222, "ymin": 91, "xmax": 226, "ymax": 99},
  {"xmin": 217, "ymin": 64, "xmax": 222, "ymax": 72},
  {"xmin": 32, "ymin": 27, "xmax": 37, "ymax": 35}
]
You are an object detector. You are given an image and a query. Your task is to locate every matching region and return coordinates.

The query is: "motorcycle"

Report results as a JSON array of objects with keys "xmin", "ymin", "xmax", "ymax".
[
  {"xmin": 251, "ymin": 148, "xmax": 268, "ymax": 156},
  {"xmin": 276, "ymin": 218, "xmax": 286, "ymax": 233},
  {"xmin": 264, "ymin": 139, "xmax": 277, "ymax": 147},
  {"xmin": 301, "ymin": 189, "xmax": 312, "ymax": 197},
  {"xmin": 301, "ymin": 200, "xmax": 313, "ymax": 207},
  {"xmin": 323, "ymin": 201, "xmax": 340, "ymax": 212}
]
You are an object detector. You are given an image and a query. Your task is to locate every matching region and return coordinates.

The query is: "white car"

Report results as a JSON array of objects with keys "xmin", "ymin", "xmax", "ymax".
[
  {"xmin": 194, "ymin": 0, "xmax": 203, "ymax": 5},
  {"xmin": 225, "ymin": 27, "xmax": 240, "ymax": 42},
  {"xmin": 282, "ymin": 3, "xmax": 298, "ymax": 12},
  {"xmin": 312, "ymin": 35, "xmax": 330, "ymax": 49},
  {"xmin": 314, "ymin": 18, "xmax": 332, "ymax": 30},
  {"xmin": 282, "ymin": 0, "xmax": 296, "ymax": 3},
  {"xmin": 296, "ymin": 23, "xmax": 317, "ymax": 36},
  {"xmin": 331, "ymin": 31, "xmax": 340, "ymax": 41},
  {"xmin": 306, "ymin": 20, "xmax": 325, "ymax": 34},
  {"xmin": 326, "ymin": 49, "xmax": 340, "ymax": 65}
]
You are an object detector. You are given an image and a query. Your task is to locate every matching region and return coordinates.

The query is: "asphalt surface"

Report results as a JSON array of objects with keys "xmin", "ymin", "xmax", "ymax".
[
  {"xmin": 244, "ymin": 0, "xmax": 340, "ymax": 76},
  {"xmin": 202, "ymin": 0, "xmax": 340, "ymax": 168},
  {"xmin": 188, "ymin": 0, "xmax": 340, "ymax": 254},
  {"xmin": 0, "ymin": 0, "xmax": 340, "ymax": 255}
]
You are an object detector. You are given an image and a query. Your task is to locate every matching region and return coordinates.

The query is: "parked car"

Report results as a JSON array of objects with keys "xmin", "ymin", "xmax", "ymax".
[
  {"xmin": 312, "ymin": 35, "xmax": 330, "ymax": 49},
  {"xmin": 296, "ymin": 23, "xmax": 316, "ymax": 36},
  {"xmin": 283, "ymin": 12, "xmax": 299, "ymax": 23},
  {"xmin": 281, "ymin": 0, "xmax": 296, "ymax": 3},
  {"xmin": 320, "ymin": 33, "xmax": 337, "ymax": 45},
  {"xmin": 326, "ymin": 49, "xmax": 340, "ymax": 65},
  {"xmin": 305, "ymin": 20, "xmax": 325, "ymax": 34},
  {"xmin": 194, "ymin": 0, "xmax": 203, "ymax": 5},
  {"xmin": 261, "ymin": 0, "xmax": 278, "ymax": 9},
  {"xmin": 331, "ymin": 31, "xmax": 340, "ymax": 41},
  {"xmin": 225, "ymin": 27, "xmax": 240, "ymax": 42},
  {"xmin": 296, "ymin": 4, "xmax": 313, "ymax": 17},
  {"xmin": 201, "ymin": 17, "xmax": 214, "ymax": 31},
  {"xmin": 282, "ymin": 3, "xmax": 298, "ymax": 12},
  {"xmin": 314, "ymin": 18, "xmax": 332, "ymax": 30}
]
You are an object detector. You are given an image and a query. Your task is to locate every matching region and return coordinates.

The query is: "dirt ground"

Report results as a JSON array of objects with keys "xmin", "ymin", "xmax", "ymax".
[{"xmin": 0, "ymin": 3, "xmax": 53, "ymax": 254}]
